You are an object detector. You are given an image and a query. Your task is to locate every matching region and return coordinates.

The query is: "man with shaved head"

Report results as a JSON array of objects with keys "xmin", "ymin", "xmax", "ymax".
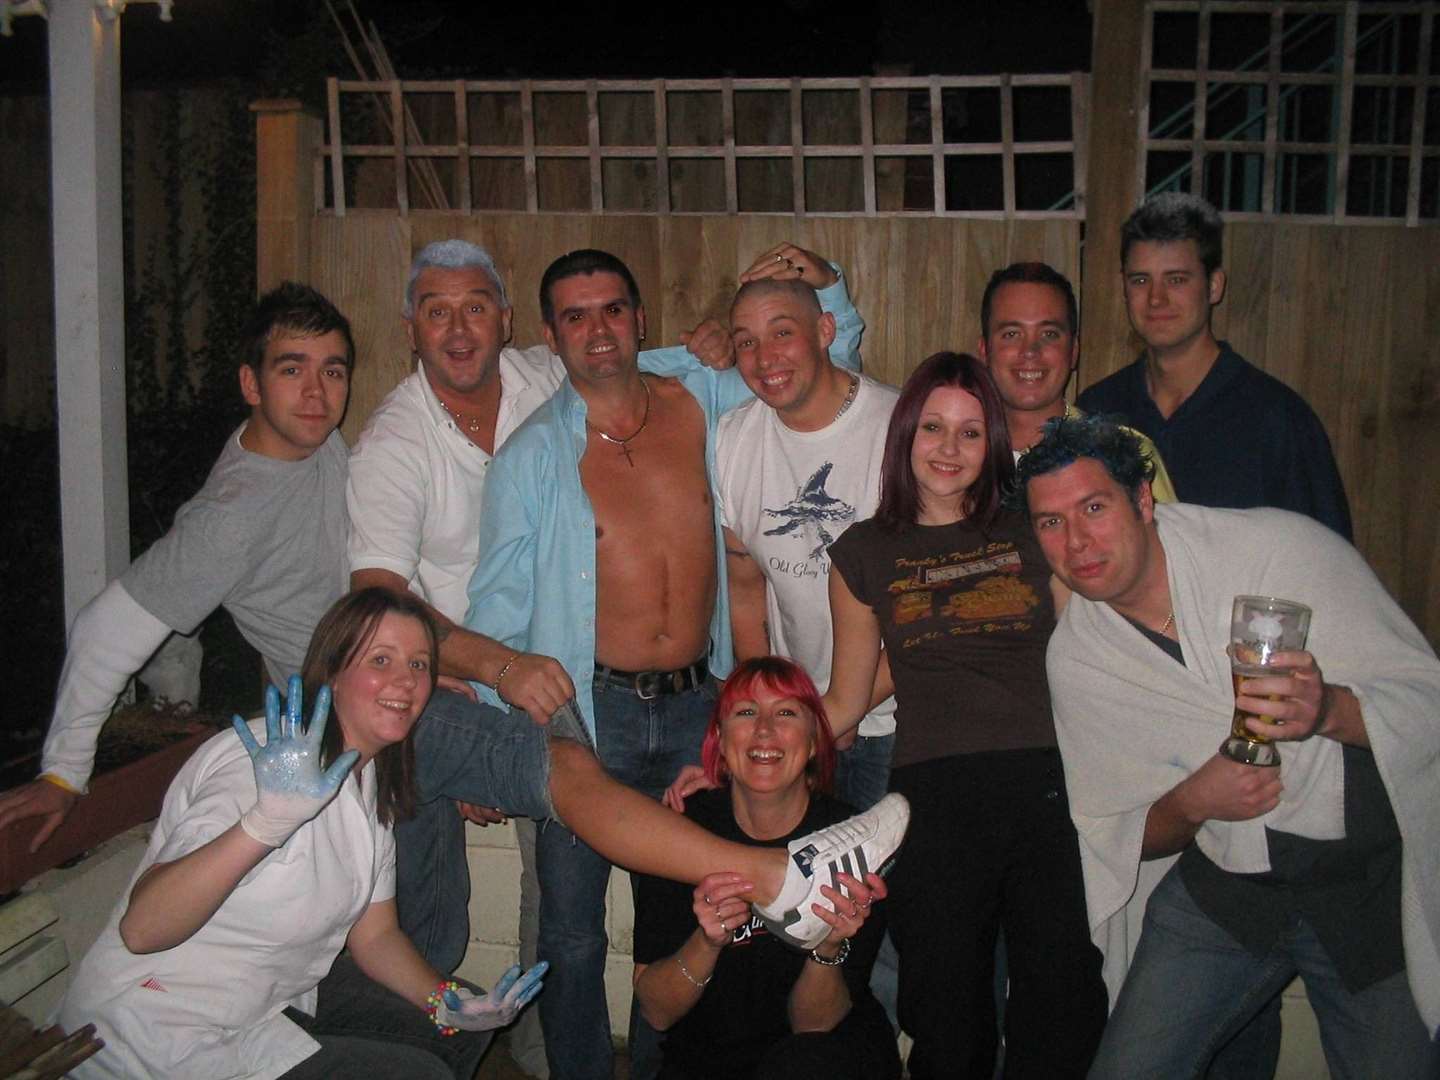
[{"xmin": 717, "ymin": 249, "xmax": 898, "ymax": 811}]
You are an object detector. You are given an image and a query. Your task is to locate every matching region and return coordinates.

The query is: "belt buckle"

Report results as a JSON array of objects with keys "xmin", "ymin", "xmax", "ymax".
[{"xmin": 634, "ymin": 670, "xmax": 661, "ymax": 700}]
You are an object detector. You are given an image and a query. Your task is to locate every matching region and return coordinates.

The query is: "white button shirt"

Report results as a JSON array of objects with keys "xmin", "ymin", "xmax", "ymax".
[{"xmin": 347, "ymin": 346, "xmax": 565, "ymax": 621}]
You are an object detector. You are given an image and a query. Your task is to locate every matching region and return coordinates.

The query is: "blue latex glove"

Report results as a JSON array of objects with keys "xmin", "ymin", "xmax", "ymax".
[
  {"xmin": 438, "ymin": 961, "xmax": 549, "ymax": 1032},
  {"xmin": 233, "ymin": 676, "xmax": 360, "ymax": 847}
]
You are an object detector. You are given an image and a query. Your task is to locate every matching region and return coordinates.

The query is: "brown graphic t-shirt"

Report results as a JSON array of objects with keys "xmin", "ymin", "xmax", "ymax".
[{"xmin": 828, "ymin": 509, "xmax": 1057, "ymax": 769}]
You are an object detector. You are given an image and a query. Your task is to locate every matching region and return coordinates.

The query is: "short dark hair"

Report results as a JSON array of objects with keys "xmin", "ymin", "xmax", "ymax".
[
  {"xmin": 301, "ymin": 587, "xmax": 438, "ymax": 827},
  {"xmin": 875, "ymin": 352, "xmax": 1014, "ymax": 531},
  {"xmin": 980, "ymin": 262, "xmax": 1078, "ymax": 340},
  {"xmin": 1120, "ymin": 192, "xmax": 1224, "ymax": 276},
  {"xmin": 241, "ymin": 282, "xmax": 355, "ymax": 376},
  {"xmin": 539, "ymin": 249, "xmax": 642, "ymax": 327},
  {"xmin": 1009, "ymin": 412, "xmax": 1156, "ymax": 515}
]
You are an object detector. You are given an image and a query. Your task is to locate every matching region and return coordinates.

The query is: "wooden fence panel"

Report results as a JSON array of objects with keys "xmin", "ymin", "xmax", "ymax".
[
  {"xmin": 1202, "ymin": 222, "xmax": 1440, "ymax": 636},
  {"xmin": 319, "ymin": 212, "xmax": 1083, "ymax": 438},
  {"xmin": 307, "ymin": 210, "xmax": 1438, "ymax": 638}
]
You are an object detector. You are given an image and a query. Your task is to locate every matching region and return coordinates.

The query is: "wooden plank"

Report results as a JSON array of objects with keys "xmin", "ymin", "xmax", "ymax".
[
  {"xmin": 658, "ymin": 215, "xmax": 739, "ymax": 336},
  {"xmin": 1000, "ymin": 75, "xmax": 1016, "ymax": 215},
  {"xmin": 929, "ymin": 77, "xmax": 945, "ymax": 213},
  {"xmin": 1192, "ymin": 4, "xmax": 1211, "ymax": 195},
  {"xmin": 454, "ymin": 83, "xmax": 471, "ymax": 213},
  {"xmin": 1080, "ymin": 0, "xmax": 1148, "ymax": 384},
  {"xmin": 587, "ymin": 81, "xmax": 603, "ymax": 211},
  {"xmin": 654, "ymin": 81, "xmax": 671, "ymax": 215},
  {"xmin": 1406, "ymin": 8, "xmax": 1433, "ymax": 225},
  {"xmin": 1333, "ymin": 2, "xmax": 1358, "ymax": 219},
  {"xmin": 1262, "ymin": 8, "xmax": 1282, "ymax": 215},
  {"xmin": 859, "ymin": 77, "xmax": 877, "ymax": 215},
  {"xmin": 790, "ymin": 78, "xmax": 806, "ymax": 214},
  {"xmin": 327, "ymin": 78, "xmax": 346, "ymax": 215},
  {"xmin": 310, "ymin": 214, "xmax": 413, "ymax": 442},
  {"xmin": 390, "ymin": 81, "xmax": 408, "ymax": 215}
]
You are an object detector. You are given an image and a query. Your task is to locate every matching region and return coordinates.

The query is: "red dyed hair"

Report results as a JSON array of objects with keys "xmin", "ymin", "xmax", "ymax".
[{"xmin": 701, "ymin": 657, "xmax": 837, "ymax": 794}]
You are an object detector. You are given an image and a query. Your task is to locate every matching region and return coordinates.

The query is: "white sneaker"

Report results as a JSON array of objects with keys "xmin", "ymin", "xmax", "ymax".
[{"xmin": 752, "ymin": 792, "xmax": 910, "ymax": 950}]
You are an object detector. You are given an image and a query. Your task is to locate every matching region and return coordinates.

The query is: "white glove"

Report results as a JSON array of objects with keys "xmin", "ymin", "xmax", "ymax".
[
  {"xmin": 437, "ymin": 962, "xmax": 549, "ymax": 1032},
  {"xmin": 235, "ymin": 676, "xmax": 359, "ymax": 847}
]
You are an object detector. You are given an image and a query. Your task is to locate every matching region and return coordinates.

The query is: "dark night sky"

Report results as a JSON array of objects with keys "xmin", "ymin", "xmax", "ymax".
[{"xmin": 0, "ymin": 1, "xmax": 1092, "ymax": 89}]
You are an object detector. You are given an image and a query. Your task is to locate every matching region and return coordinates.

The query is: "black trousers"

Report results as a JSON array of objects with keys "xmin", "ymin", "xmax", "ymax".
[{"xmin": 886, "ymin": 748, "xmax": 1108, "ymax": 1080}]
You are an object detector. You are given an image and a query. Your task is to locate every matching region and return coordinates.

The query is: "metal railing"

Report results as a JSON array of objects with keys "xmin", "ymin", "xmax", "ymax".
[{"xmin": 1139, "ymin": 0, "xmax": 1438, "ymax": 224}]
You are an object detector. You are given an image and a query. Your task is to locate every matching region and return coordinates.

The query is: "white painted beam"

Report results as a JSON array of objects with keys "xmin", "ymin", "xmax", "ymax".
[{"xmin": 49, "ymin": 0, "xmax": 130, "ymax": 628}]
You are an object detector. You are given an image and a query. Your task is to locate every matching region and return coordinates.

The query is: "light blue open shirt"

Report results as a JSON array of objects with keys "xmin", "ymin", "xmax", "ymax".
[{"xmin": 463, "ymin": 269, "xmax": 864, "ymax": 740}]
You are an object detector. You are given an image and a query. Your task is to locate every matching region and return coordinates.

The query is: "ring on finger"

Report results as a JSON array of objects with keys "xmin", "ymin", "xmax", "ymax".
[{"xmin": 774, "ymin": 253, "xmax": 785, "ymax": 263}]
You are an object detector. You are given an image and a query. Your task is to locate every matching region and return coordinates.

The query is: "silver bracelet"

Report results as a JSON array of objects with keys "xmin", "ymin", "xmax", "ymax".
[
  {"xmin": 675, "ymin": 956, "xmax": 712, "ymax": 989},
  {"xmin": 808, "ymin": 937, "xmax": 851, "ymax": 966}
]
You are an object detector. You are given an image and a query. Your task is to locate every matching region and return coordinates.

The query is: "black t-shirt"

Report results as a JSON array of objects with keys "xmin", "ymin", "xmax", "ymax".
[
  {"xmin": 633, "ymin": 789, "xmax": 891, "ymax": 1078},
  {"xmin": 1077, "ymin": 343, "xmax": 1353, "ymax": 539},
  {"xmin": 827, "ymin": 509, "xmax": 1058, "ymax": 768}
]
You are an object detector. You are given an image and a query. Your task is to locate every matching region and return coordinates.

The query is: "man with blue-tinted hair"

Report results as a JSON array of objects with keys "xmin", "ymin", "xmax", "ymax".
[{"xmin": 1014, "ymin": 413, "xmax": 1440, "ymax": 1078}]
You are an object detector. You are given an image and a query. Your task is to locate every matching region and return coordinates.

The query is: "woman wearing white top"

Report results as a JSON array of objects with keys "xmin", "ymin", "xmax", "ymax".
[{"xmin": 59, "ymin": 588, "xmax": 545, "ymax": 1079}]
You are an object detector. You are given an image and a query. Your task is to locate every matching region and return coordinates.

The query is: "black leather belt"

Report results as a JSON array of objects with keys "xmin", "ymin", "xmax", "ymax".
[{"xmin": 593, "ymin": 657, "xmax": 709, "ymax": 700}]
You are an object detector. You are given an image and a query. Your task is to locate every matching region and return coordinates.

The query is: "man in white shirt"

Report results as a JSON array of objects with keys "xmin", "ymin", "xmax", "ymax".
[
  {"xmin": 347, "ymin": 239, "xmax": 567, "ymax": 1073},
  {"xmin": 716, "ymin": 274, "xmax": 898, "ymax": 810}
]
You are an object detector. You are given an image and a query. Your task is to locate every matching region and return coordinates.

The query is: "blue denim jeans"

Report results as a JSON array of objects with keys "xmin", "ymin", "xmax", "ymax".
[
  {"xmin": 1091, "ymin": 866, "xmax": 1439, "ymax": 1080},
  {"xmin": 833, "ymin": 731, "xmax": 895, "ymax": 813},
  {"xmin": 537, "ymin": 677, "xmax": 715, "ymax": 1080},
  {"xmin": 395, "ymin": 689, "xmax": 559, "ymax": 972}
]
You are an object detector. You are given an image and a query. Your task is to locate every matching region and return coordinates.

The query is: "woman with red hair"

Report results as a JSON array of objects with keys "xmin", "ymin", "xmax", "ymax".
[{"xmin": 631, "ymin": 657, "xmax": 900, "ymax": 1079}]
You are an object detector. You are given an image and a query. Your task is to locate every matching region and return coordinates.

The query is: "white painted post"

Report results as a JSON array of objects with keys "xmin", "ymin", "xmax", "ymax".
[{"xmin": 48, "ymin": 0, "xmax": 130, "ymax": 628}]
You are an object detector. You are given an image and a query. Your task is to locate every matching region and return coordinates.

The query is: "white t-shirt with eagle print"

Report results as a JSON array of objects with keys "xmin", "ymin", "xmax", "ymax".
[{"xmin": 716, "ymin": 374, "xmax": 898, "ymax": 737}]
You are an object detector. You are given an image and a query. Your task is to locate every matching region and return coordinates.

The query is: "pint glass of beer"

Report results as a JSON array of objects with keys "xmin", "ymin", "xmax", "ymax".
[{"xmin": 1222, "ymin": 595, "xmax": 1312, "ymax": 767}]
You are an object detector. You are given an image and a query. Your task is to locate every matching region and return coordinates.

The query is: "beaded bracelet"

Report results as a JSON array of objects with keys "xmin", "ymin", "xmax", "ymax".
[
  {"xmin": 426, "ymin": 979, "xmax": 461, "ymax": 1036},
  {"xmin": 807, "ymin": 937, "xmax": 851, "ymax": 966},
  {"xmin": 493, "ymin": 653, "xmax": 522, "ymax": 696}
]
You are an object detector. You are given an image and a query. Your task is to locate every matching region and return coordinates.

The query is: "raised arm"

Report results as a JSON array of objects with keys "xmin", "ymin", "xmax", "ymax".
[{"xmin": 120, "ymin": 681, "xmax": 358, "ymax": 953}]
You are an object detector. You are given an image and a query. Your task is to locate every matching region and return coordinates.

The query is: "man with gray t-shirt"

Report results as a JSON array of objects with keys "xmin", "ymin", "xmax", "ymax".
[{"xmin": 0, "ymin": 283, "xmax": 354, "ymax": 850}]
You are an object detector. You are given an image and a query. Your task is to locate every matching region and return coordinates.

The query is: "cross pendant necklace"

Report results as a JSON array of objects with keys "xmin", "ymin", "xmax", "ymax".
[{"xmin": 587, "ymin": 375, "xmax": 651, "ymax": 467}]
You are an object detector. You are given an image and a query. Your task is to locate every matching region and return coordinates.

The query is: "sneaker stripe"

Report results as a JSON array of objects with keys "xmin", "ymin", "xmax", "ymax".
[{"xmin": 854, "ymin": 846, "xmax": 871, "ymax": 878}]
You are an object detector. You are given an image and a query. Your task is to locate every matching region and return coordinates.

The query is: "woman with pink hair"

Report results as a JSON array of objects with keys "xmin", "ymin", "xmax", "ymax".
[{"xmin": 631, "ymin": 657, "xmax": 900, "ymax": 1079}]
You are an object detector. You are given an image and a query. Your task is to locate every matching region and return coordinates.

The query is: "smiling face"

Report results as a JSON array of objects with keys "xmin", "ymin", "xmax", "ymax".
[
  {"xmin": 730, "ymin": 289, "xmax": 838, "ymax": 426},
  {"xmin": 1122, "ymin": 239, "xmax": 1225, "ymax": 357},
  {"xmin": 977, "ymin": 281, "xmax": 1079, "ymax": 418},
  {"xmin": 406, "ymin": 266, "xmax": 513, "ymax": 398},
  {"xmin": 718, "ymin": 682, "xmax": 818, "ymax": 797},
  {"xmin": 330, "ymin": 611, "xmax": 434, "ymax": 765},
  {"xmin": 1027, "ymin": 457, "xmax": 1163, "ymax": 620},
  {"xmin": 541, "ymin": 271, "xmax": 646, "ymax": 385},
  {"xmin": 909, "ymin": 386, "xmax": 988, "ymax": 525},
  {"xmin": 238, "ymin": 329, "xmax": 350, "ymax": 461}
]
